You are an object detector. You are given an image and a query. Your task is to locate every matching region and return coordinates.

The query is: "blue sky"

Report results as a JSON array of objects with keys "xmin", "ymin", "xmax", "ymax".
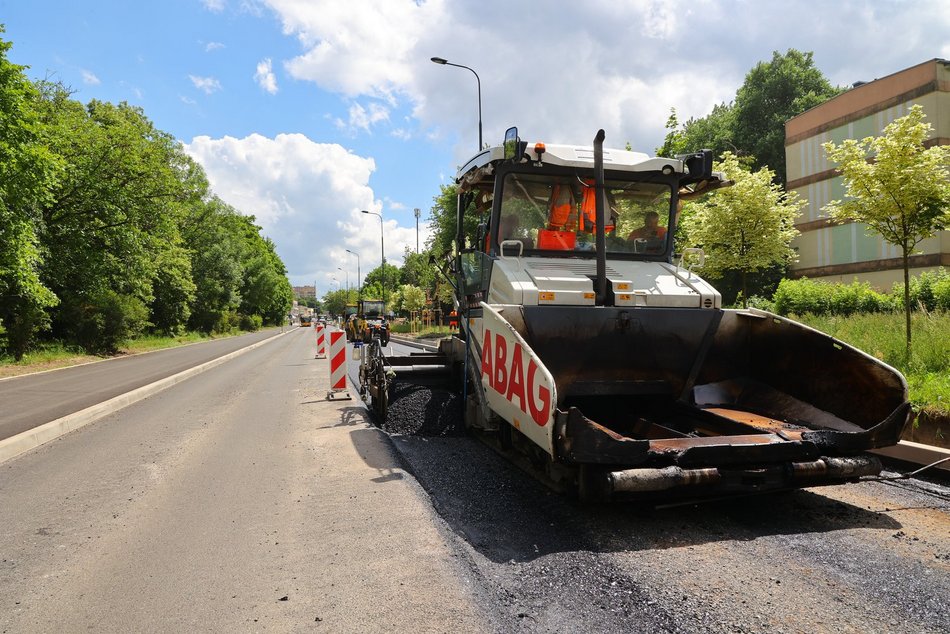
[{"xmin": 3, "ymin": 0, "xmax": 948, "ymax": 291}]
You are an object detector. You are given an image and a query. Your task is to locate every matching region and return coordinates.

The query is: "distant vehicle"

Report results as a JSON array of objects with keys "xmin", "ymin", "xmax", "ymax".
[
  {"xmin": 300, "ymin": 314, "xmax": 312, "ymax": 327},
  {"xmin": 346, "ymin": 299, "xmax": 389, "ymax": 345}
]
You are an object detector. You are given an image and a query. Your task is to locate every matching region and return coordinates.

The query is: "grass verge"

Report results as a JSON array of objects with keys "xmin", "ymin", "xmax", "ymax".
[
  {"xmin": 0, "ymin": 328, "xmax": 275, "ymax": 380},
  {"xmin": 790, "ymin": 311, "xmax": 950, "ymax": 417}
]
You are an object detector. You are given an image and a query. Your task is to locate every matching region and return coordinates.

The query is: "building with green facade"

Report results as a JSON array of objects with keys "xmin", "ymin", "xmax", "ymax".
[{"xmin": 784, "ymin": 58, "xmax": 949, "ymax": 289}]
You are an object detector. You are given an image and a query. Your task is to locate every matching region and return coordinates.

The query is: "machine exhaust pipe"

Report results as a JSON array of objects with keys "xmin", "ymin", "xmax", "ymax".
[{"xmin": 593, "ymin": 129, "xmax": 608, "ymax": 305}]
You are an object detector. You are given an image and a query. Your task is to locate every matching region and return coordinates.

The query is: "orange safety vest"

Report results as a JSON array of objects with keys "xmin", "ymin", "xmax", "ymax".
[
  {"xmin": 549, "ymin": 182, "xmax": 614, "ymax": 233},
  {"xmin": 547, "ymin": 184, "xmax": 577, "ymax": 231},
  {"xmin": 579, "ymin": 180, "xmax": 614, "ymax": 233}
]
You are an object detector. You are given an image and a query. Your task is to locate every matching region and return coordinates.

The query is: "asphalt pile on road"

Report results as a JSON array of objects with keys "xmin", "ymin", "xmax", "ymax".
[{"xmin": 380, "ymin": 381, "xmax": 465, "ymax": 437}]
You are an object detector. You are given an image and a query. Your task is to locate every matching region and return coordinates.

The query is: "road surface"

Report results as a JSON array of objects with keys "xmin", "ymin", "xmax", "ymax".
[
  {"xmin": 2, "ymin": 328, "xmax": 948, "ymax": 633},
  {"xmin": 0, "ymin": 328, "xmax": 485, "ymax": 632}
]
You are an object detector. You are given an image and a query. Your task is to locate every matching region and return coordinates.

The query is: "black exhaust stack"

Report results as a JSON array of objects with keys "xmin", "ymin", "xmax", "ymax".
[{"xmin": 593, "ymin": 129, "xmax": 608, "ymax": 305}]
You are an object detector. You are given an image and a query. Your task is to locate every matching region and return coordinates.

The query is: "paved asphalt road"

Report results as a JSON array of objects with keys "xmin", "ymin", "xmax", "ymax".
[
  {"xmin": 0, "ymin": 329, "xmax": 286, "ymax": 441},
  {"xmin": 3, "ymin": 328, "xmax": 947, "ymax": 632},
  {"xmin": 0, "ymin": 327, "xmax": 484, "ymax": 632}
]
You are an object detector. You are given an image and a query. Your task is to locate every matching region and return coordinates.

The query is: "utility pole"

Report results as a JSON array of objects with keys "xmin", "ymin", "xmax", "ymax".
[{"xmin": 414, "ymin": 207, "xmax": 421, "ymax": 253}]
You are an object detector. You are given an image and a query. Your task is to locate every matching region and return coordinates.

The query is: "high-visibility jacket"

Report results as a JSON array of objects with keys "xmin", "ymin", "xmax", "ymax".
[{"xmin": 548, "ymin": 181, "xmax": 614, "ymax": 233}]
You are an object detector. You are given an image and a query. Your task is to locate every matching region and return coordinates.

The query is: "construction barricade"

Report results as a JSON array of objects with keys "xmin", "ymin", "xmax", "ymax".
[
  {"xmin": 326, "ymin": 329, "xmax": 351, "ymax": 400},
  {"xmin": 314, "ymin": 323, "xmax": 327, "ymax": 359}
]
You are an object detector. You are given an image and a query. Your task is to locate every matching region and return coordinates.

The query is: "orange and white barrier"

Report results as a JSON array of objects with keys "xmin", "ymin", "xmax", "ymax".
[
  {"xmin": 326, "ymin": 330, "xmax": 351, "ymax": 400},
  {"xmin": 315, "ymin": 324, "xmax": 327, "ymax": 359}
]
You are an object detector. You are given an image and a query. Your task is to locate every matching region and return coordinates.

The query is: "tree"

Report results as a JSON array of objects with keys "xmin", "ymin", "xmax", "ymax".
[
  {"xmin": 657, "ymin": 105, "xmax": 737, "ymax": 160},
  {"xmin": 34, "ymin": 85, "xmax": 208, "ymax": 349},
  {"xmin": 426, "ymin": 184, "xmax": 456, "ymax": 257},
  {"xmin": 655, "ymin": 108, "xmax": 687, "ymax": 158},
  {"xmin": 321, "ymin": 288, "xmax": 349, "ymax": 317},
  {"xmin": 0, "ymin": 32, "xmax": 61, "ymax": 359},
  {"xmin": 733, "ymin": 49, "xmax": 842, "ymax": 186},
  {"xmin": 184, "ymin": 198, "xmax": 246, "ymax": 333},
  {"xmin": 400, "ymin": 284, "xmax": 426, "ymax": 314},
  {"xmin": 822, "ymin": 104, "xmax": 950, "ymax": 356},
  {"xmin": 400, "ymin": 248, "xmax": 436, "ymax": 290},
  {"xmin": 363, "ymin": 262, "xmax": 400, "ymax": 300},
  {"xmin": 149, "ymin": 245, "xmax": 196, "ymax": 335},
  {"xmin": 682, "ymin": 152, "xmax": 803, "ymax": 306}
]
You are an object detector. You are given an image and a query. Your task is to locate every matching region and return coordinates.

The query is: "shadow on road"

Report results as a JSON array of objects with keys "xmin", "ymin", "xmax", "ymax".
[{"xmin": 391, "ymin": 434, "xmax": 903, "ymax": 564}]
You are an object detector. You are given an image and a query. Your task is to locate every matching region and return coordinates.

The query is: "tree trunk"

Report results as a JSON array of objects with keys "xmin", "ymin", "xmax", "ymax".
[
  {"xmin": 742, "ymin": 270, "xmax": 748, "ymax": 308},
  {"xmin": 902, "ymin": 247, "xmax": 912, "ymax": 361}
]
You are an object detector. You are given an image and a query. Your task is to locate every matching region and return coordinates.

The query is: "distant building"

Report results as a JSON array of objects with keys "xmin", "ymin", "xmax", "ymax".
[
  {"xmin": 293, "ymin": 285, "xmax": 316, "ymax": 299},
  {"xmin": 784, "ymin": 58, "xmax": 949, "ymax": 289}
]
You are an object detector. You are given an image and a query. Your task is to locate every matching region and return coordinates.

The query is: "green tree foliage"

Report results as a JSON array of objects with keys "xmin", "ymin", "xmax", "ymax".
[
  {"xmin": 0, "ymin": 30, "xmax": 292, "ymax": 357},
  {"xmin": 657, "ymin": 105, "xmax": 736, "ymax": 160},
  {"xmin": 183, "ymin": 198, "xmax": 247, "ymax": 333},
  {"xmin": 400, "ymin": 247, "xmax": 436, "ymax": 290},
  {"xmin": 362, "ymin": 262, "xmax": 401, "ymax": 304},
  {"xmin": 34, "ymin": 85, "xmax": 207, "ymax": 349},
  {"xmin": 682, "ymin": 152, "xmax": 803, "ymax": 305},
  {"xmin": 0, "ymin": 32, "xmax": 61, "ymax": 359},
  {"xmin": 148, "ymin": 246, "xmax": 196, "ymax": 335},
  {"xmin": 399, "ymin": 284, "xmax": 426, "ymax": 314},
  {"xmin": 321, "ymin": 288, "xmax": 350, "ymax": 317},
  {"xmin": 822, "ymin": 105, "xmax": 950, "ymax": 354},
  {"xmin": 732, "ymin": 49, "xmax": 843, "ymax": 185},
  {"xmin": 658, "ymin": 50, "xmax": 840, "ymax": 186},
  {"xmin": 427, "ymin": 183, "xmax": 475, "ymax": 257}
]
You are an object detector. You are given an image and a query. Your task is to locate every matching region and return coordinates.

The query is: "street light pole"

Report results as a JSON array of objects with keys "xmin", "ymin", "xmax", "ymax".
[
  {"xmin": 430, "ymin": 56, "xmax": 482, "ymax": 151},
  {"xmin": 345, "ymin": 249, "xmax": 360, "ymax": 300},
  {"xmin": 338, "ymin": 267, "xmax": 348, "ymax": 298},
  {"xmin": 361, "ymin": 210, "xmax": 386, "ymax": 311}
]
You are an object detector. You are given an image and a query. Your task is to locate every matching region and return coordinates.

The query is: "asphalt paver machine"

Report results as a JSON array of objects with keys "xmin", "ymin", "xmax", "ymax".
[{"xmin": 360, "ymin": 127, "xmax": 911, "ymax": 502}]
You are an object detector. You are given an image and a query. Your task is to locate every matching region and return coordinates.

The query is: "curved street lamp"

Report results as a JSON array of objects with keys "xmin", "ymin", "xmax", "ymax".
[
  {"xmin": 361, "ymin": 210, "xmax": 386, "ymax": 309},
  {"xmin": 431, "ymin": 56, "xmax": 482, "ymax": 151},
  {"xmin": 345, "ymin": 249, "xmax": 361, "ymax": 300},
  {"xmin": 337, "ymin": 267, "xmax": 348, "ymax": 296}
]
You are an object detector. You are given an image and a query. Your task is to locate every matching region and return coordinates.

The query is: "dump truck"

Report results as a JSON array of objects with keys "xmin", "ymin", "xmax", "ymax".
[{"xmin": 359, "ymin": 127, "xmax": 912, "ymax": 502}]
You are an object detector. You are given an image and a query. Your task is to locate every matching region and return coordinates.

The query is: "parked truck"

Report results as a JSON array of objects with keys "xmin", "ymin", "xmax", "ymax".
[{"xmin": 358, "ymin": 127, "xmax": 911, "ymax": 502}]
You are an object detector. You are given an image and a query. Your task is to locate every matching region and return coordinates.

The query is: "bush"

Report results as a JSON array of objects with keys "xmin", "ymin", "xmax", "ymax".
[
  {"xmin": 744, "ymin": 295, "xmax": 776, "ymax": 312},
  {"xmin": 212, "ymin": 309, "xmax": 241, "ymax": 335},
  {"xmin": 933, "ymin": 277, "xmax": 950, "ymax": 311},
  {"xmin": 0, "ymin": 297, "xmax": 53, "ymax": 361},
  {"xmin": 891, "ymin": 267, "xmax": 950, "ymax": 312},
  {"xmin": 773, "ymin": 278, "xmax": 890, "ymax": 316},
  {"xmin": 239, "ymin": 313, "xmax": 263, "ymax": 331},
  {"xmin": 62, "ymin": 290, "xmax": 149, "ymax": 354}
]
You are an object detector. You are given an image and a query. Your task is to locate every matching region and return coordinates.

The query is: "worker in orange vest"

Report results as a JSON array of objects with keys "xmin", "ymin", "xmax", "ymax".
[{"xmin": 448, "ymin": 309, "xmax": 458, "ymax": 330}]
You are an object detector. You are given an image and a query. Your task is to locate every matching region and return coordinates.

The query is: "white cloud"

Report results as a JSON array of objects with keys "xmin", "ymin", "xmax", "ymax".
[
  {"xmin": 180, "ymin": 95, "xmax": 197, "ymax": 105},
  {"xmin": 189, "ymin": 74, "xmax": 222, "ymax": 94},
  {"xmin": 254, "ymin": 58, "xmax": 278, "ymax": 94},
  {"xmin": 81, "ymin": 69, "xmax": 100, "ymax": 85},
  {"xmin": 202, "ymin": 0, "xmax": 226, "ymax": 12},
  {"xmin": 183, "ymin": 133, "xmax": 419, "ymax": 286},
  {"xmin": 260, "ymin": 0, "xmax": 950, "ymax": 164},
  {"xmin": 205, "ymin": 41, "xmax": 226, "ymax": 52},
  {"xmin": 336, "ymin": 102, "xmax": 389, "ymax": 134},
  {"xmin": 270, "ymin": 0, "xmax": 434, "ymax": 100}
]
